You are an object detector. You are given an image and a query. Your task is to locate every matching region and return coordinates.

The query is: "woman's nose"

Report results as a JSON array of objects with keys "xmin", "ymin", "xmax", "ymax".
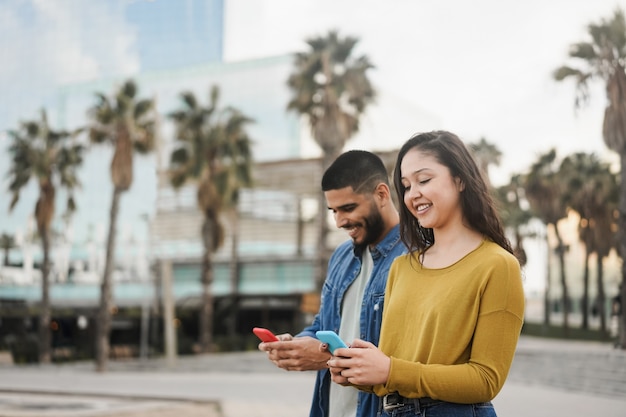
[{"xmin": 406, "ymin": 185, "xmax": 421, "ymax": 199}]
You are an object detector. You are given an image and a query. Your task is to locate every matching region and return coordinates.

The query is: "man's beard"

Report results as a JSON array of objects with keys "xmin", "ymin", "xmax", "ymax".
[{"xmin": 354, "ymin": 204, "xmax": 385, "ymax": 251}]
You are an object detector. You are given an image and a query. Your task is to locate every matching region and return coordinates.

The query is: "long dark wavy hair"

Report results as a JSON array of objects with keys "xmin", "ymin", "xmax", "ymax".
[{"xmin": 393, "ymin": 130, "xmax": 515, "ymax": 258}]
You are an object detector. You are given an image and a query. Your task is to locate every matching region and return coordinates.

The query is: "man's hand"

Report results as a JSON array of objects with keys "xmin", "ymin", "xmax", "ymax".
[{"xmin": 259, "ymin": 335, "xmax": 331, "ymax": 371}]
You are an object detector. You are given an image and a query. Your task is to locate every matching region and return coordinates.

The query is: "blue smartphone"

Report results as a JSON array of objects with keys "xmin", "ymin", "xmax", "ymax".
[{"xmin": 316, "ymin": 330, "xmax": 348, "ymax": 354}]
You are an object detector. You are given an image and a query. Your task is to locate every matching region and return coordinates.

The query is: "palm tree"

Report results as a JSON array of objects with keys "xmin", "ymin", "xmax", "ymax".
[
  {"xmin": 588, "ymin": 192, "xmax": 618, "ymax": 335},
  {"xmin": 560, "ymin": 152, "xmax": 618, "ymax": 332},
  {"xmin": 469, "ymin": 137, "xmax": 502, "ymax": 188},
  {"xmin": 221, "ymin": 113, "xmax": 254, "ymax": 346},
  {"xmin": 524, "ymin": 149, "xmax": 570, "ymax": 330},
  {"xmin": 88, "ymin": 79, "xmax": 157, "ymax": 371},
  {"xmin": 6, "ymin": 109, "xmax": 84, "ymax": 363},
  {"xmin": 494, "ymin": 174, "xmax": 532, "ymax": 267},
  {"xmin": 287, "ymin": 30, "xmax": 376, "ymax": 290},
  {"xmin": 554, "ymin": 7, "xmax": 626, "ymax": 348},
  {"xmin": 169, "ymin": 85, "xmax": 254, "ymax": 352},
  {"xmin": 469, "ymin": 138, "xmax": 532, "ymax": 264},
  {"xmin": 0, "ymin": 233, "xmax": 16, "ymax": 266}
]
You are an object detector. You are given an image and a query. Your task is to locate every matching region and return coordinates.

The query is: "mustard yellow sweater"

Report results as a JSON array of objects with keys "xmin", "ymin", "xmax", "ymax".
[{"xmin": 371, "ymin": 239, "xmax": 525, "ymax": 404}]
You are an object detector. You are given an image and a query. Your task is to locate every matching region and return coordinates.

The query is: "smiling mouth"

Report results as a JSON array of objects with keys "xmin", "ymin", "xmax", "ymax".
[
  {"xmin": 416, "ymin": 204, "xmax": 431, "ymax": 213},
  {"xmin": 344, "ymin": 225, "xmax": 360, "ymax": 238}
]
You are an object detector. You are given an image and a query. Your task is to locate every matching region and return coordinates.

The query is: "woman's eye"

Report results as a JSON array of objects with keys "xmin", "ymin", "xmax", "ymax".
[{"xmin": 419, "ymin": 178, "xmax": 431, "ymax": 185}]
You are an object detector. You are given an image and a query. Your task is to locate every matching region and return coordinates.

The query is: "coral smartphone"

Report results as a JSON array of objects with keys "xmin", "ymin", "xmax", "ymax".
[
  {"xmin": 253, "ymin": 327, "xmax": 279, "ymax": 342},
  {"xmin": 315, "ymin": 330, "xmax": 348, "ymax": 354}
]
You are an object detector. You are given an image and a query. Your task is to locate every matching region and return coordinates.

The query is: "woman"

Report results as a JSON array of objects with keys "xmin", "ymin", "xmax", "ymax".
[{"xmin": 327, "ymin": 131, "xmax": 525, "ymax": 417}]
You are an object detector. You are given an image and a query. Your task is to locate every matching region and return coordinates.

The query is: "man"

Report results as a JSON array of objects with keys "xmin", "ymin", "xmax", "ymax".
[{"xmin": 259, "ymin": 150, "xmax": 406, "ymax": 417}]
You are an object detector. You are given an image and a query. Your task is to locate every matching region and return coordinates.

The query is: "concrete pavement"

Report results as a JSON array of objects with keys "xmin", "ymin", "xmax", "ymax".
[{"xmin": 0, "ymin": 335, "xmax": 625, "ymax": 417}]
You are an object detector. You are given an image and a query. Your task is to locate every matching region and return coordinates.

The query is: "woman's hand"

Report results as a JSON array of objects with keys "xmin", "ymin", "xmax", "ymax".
[{"xmin": 327, "ymin": 339, "xmax": 391, "ymax": 386}]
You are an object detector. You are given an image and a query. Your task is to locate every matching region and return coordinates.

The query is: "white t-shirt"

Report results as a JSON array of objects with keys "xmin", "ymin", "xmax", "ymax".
[{"xmin": 329, "ymin": 247, "xmax": 373, "ymax": 417}]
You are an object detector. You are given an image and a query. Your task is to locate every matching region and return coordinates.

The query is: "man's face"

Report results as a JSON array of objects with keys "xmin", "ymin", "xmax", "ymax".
[{"xmin": 324, "ymin": 186, "xmax": 385, "ymax": 248}]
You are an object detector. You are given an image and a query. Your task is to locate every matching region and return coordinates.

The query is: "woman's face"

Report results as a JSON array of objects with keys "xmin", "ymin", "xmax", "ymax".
[{"xmin": 399, "ymin": 147, "xmax": 464, "ymax": 231}]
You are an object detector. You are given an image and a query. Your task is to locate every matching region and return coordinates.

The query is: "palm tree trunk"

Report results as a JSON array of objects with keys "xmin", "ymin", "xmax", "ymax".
[
  {"xmin": 199, "ymin": 216, "xmax": 216, "ymax": 353},
  {"xmin": 96, "ymin": 187, "xmax": 122, "ymax": 372},
  {"xmin": 227, "ymin": 210, "xmax": 240, "ymax": 342},
  {"xmin": 229, "ymin": 211, "xmax": 240, "ymax": 295},
  {"xmin": 582, "ymin": 250, "xmax": 590, "ymax": 329},
  {"xmin": 618, "ymin": 154, "xmax": 626, "ymax": 349},
  {"xmin": 39, "ymin": 228, "xmax": 51, "ymax": 363},
  {"xmin": 554, "ymin": 228, "xmax": 569, "ymax": 332},
  {"xmin": 620, "ymin": 282, "xmax": 626, "ymax": 349},
  {"xmin": 543, "ymin": 234, "xmax": 551, "ymax": 326},
  {"xmin": 596, "ymin": 255, "xmax": 607, "ymax": 334},
  {"xmin": 296, "ymin": 197, "xmax": 304, "ymax": 256},
  {"xmin": 35, "ymin": 180, "xmax": 54, "ymax": 364}
]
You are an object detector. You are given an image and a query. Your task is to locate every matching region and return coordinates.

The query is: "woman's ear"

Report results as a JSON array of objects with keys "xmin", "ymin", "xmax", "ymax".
[{"xmin": 455, "ymin": 177, "xmax": 465, "ymax": 192}]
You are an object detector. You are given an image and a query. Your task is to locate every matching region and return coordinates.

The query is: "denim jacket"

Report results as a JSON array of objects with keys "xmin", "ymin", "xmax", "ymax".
[{"xmin": 297, "ymin": 224, "xmax": 406, "ymax": 417}]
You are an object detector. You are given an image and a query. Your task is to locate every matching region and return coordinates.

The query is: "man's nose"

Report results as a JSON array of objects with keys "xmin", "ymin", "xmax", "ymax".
[{"xmin": 334, "ymin": 213, "xmax": 348, "ymax": 228}]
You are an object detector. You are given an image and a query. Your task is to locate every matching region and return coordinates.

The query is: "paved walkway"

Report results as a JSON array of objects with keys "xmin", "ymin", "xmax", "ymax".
[{"xmin": 0, "ymin": 336, "xmax": 625, "ymax": 417}]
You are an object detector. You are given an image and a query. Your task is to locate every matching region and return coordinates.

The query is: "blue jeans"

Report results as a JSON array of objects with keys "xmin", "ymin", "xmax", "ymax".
[{"xmin": 378, "ymin": 398, "xmax": 497, "ymax": 417}]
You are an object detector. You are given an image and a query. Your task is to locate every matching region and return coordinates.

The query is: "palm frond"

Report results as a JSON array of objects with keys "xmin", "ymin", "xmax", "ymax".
[
  {"xmin": 569, "ymin": 42, "xmax": 598, "ymax": 60},
  {"xmin": 287, "ymin": 30, "xmax": 375, "ymax": 153},
  {"xmin": 120, "ymin": 79, "xmax": 137, "ymax": 100},
  {"xmin": 181, "ymin": 91, "xmax": 198, "ymax": 109},
  {"xmin": 134, "ymin": 99, "xmax": 154, "ymax": 119}
]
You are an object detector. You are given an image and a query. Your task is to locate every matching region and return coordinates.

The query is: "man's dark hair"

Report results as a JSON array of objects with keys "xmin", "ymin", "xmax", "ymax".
[{"xmin": 321, "ymin": 150, "xmax": 389, "ymax": 193}]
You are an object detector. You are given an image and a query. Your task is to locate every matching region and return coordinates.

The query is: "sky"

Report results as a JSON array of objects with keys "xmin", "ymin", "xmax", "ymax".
[
  {"xmin": 0, "ymin": 0, "xmax": 625, "ymax": 291},
  {"xmin": 1, "ymin": 0, "xmax": 622, "ymax": 187},
  {"xmin": 224, "ymin": 0, "xmax": 624, "ymax": 184},
  {"xmin": 1, "ymin": 0, "xmax": 622, "ymax": 173}
]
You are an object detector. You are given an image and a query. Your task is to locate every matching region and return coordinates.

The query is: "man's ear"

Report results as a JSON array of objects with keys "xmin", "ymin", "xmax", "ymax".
[{"xmin": 374, "ymin": 182, "xmax": 391, "ymax": 202}]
